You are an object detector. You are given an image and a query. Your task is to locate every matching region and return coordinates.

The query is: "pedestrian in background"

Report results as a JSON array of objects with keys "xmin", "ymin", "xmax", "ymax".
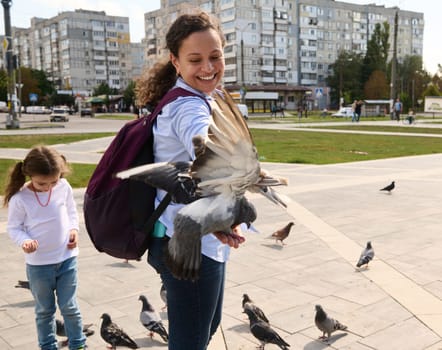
[
  {"xmin": 351, "ymin": 100, "xmax": 358, "ymax": 122},
  {"xmin": 4, "ymin": 146, "xmax": 86, "ymax": 350},
  {"xmin": 394, "ymin": 98, "xmax": 403, "ymax": 121},
  {"xmin": 355, "ymin": 100, "xmax": 363, "ymax": 122}
]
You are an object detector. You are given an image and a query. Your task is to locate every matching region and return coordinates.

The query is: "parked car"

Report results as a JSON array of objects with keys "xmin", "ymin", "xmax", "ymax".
[
  {"xmin": 80, "ymin": 108, "xmax": 93, "ymax": 117},
  {"xmin": 236, "ymin": 103, "xmax": 249, "ymax": 119},
  {"xmin": 50, "ymin": 108, "xmax": 70, "ymax": 122},
  {"xmin": 332, "ymin": 106, "xmax": 353, "ymax": 117},
  {"xmin": 0, "ymin": 101, "xmax": 8, "ymax": 112}
]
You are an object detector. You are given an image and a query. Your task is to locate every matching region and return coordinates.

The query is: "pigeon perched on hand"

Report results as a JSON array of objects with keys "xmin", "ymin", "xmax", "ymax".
[
  {"xmin": 138, "ymin": 295, "xmax": 168, "ymax": 343},
  {"xmin": 243, "ymin": 308, "xmax": 290, "ymax": 349},
  {"xmin": 380, "ymin": 181, "xmax": 395, "ymax": 193},
  {"xmin": 268, "ymin": 222, "xmax": 294, "ymax": 245},
  {"xmin": 242, "ymin": 294, "xmax": 269, "ymax": 324},
  {"xmin": 56, "ymin": 319, "xmax": 94, "ymax": 346},
  {"xmin": 100, "ymin": 313, "xmax": 138, "ymax": 349},
  {"xmin": 314, "ymin": 305, "xmax": 347, "ymax": 341},
  {"xmin": 356, "ymin": 241, "xmax": 375, "ymax": 269},
  {"xmin": 14, "ymin": 280, "xmax": 30, "ymax": 289},
  {"xmin": 116, "ymin": 90, "xmax": 288, "ymax": 281}
]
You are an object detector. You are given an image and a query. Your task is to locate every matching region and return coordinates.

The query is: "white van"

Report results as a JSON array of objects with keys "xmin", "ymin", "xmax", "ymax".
[
  {"xmin": 236, "ymin": 104, "xmax": 249, "ymax": 119},
  {"xmin": 0, "ymin": 101, "xmax": 8, "ymax": 112}
]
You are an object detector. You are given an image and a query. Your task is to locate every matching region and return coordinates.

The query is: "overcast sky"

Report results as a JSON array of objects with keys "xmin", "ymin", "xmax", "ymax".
[{"xmin": 1, "ymin": 0, "xmax": 440, "ymax": 74}]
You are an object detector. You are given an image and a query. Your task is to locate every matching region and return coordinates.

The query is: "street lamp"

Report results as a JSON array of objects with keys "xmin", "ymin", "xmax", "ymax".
[
  {"xmin": 1, "ymin": 0, "xmax": 19, "ymax": 128},
  {"xmin": 237, "ymin": 22, "xmax": 253, "ymax": 94}
]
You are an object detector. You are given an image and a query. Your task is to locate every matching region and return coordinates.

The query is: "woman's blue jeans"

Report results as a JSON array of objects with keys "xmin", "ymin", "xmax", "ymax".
[
  {"xmin": 148, "ymin": 237, "xmax": 225, "ymax": 350},
  {"xmin": 26, "ymin": 256, "xmax": 86, "ymax": 350}
]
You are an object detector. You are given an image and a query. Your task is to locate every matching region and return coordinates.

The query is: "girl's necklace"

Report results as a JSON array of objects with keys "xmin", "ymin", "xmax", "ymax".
[{"xmin": 33, "ymin": 187, "xmax": 52, "ymax": 207}]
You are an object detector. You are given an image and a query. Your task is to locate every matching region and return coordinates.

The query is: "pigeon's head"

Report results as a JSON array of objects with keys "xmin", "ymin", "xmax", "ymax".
[
  {"xmin": 366, "ymin": 241, "xmax": 372, "ymax": 249},
  {"xmin": 315, "ymin": 305, "xmax": 323, "ymax": 313},
  {"xmin": 256, "ymin": 185, "xmax": 289, "ymax": 208},
  {"xmin": 100, "ymin": 313, "xmax": 112, "ymax": 325},
  {"xmin": 242, "ymin": 293, "xmax": 251, "ymax": 303},
  {"xmin": 138, "ymin": 294, "xmax": 154, "ymax": 311},
  {"xmin": 235, "ymin": 197, "xmax": 257, "ymax": 228}
]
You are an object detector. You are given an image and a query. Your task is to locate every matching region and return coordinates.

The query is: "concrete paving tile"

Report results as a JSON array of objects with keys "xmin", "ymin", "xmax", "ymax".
[
  {"xmin": 425, "ymin": 281, "xmax": 442, "ymax": 299},
  {"xmin": 340, "ymin": 341, "xmax": 380, "ymax": 350},
  {"xmin": 425, "ymin": 341, "xmax": 442, "ymax": 350},
  {"xmin": 284, "ymin": 276, "xmax": 344, "ymax": 298},
  {"xmin": 359, "ymin": 317, "xmax": 439, "ymax": 350},
  {"xmin": 301, "ymin": 324, "xmax": 361, "ymax": 349},
  {"xmin": 0, "ymin": 323, "xmax": 38, "ymax": 348},
  {"xmin": 332, "ymin": 278, "xmax": 386, "ymax": 307}
]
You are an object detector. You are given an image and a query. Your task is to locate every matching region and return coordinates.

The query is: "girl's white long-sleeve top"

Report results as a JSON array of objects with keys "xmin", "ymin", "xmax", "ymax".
[{"xmin": 7, "ymin": 178, "xmax": 79, "ymax": 265}]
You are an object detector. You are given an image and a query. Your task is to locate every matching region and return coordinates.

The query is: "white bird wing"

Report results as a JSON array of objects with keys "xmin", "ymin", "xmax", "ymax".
[{"xmin": 191, "ymin": 89, "xmax": 261, "ymax": 196}]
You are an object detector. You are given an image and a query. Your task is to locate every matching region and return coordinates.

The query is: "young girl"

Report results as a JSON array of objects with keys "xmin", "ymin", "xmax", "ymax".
[{"xmin": 4, "ymin": 146, "xmax": 86, "ymax": 350}]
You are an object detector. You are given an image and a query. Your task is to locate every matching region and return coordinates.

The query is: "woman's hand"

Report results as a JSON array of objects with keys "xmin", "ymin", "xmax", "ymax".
[
  {"xmin": 213, "ymin": 225, "xmax": 245, "ymax": 248},
  {"xmin": 67, "ymin": 229, "xmax": 79, "ymax": 249},
  {"xmin": 22, "ymin": 239, "xmax": 38, "ymax": 253}
]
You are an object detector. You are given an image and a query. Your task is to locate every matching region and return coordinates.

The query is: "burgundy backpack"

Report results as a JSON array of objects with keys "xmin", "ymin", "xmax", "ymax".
[{"xmin": 84, "ymin": 88, "xmax": 207, "ymax": 260}]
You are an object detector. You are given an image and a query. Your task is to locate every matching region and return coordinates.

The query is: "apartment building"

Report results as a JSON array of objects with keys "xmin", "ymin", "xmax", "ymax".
[
  {"xmin": 11, "ymin": 9, "xmax": 132, "ymax": 95},
  {"xmin": 143, "ymin": 0, "xmax": 424, "ymax": 109}
]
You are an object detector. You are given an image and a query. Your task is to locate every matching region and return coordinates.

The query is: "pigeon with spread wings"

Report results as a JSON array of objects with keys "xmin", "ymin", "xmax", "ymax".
[{"xmin": 117, "ymin": 90, "xmax": 288, "ymax": 281}]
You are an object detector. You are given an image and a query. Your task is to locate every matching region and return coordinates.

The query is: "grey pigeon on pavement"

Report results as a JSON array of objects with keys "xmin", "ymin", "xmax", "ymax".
[
  {"xmin": 314, "ymin": 305, "xmax": 347, "ymax": 341},
  {"xmin": 138, "ymin": 295, "xmax": 168, "ymax": 343},
  {"xmin": 356, "ymin": 241, "xmax": 375, "ymax": 268},
  {"xmin": 14, "ymin": 280, "xmax": 30, "ymax": 289},
  {"xmin": 160, "ymin": 283, "xmax": 167, "ymax": 310},
  {"xmin": 116, "ymin": 91, "xmax": 288, "ymax": 281},
  {"xmin": 100, "ymin": 313, "xmax": 138, "ymax": 349},
  {"xmin": 243, "ymin": 308, "xmax": 290, "ymax": 349},
  {"xmin": 380, "ymin": 181, "xmax": 395, "ymax": 193},
  {"xmin": 56, "ymin": 319, "xmax": 94, "ymax": 346},
  {"xmin": 242, "ymin": 294, "xmax": 269, "ymax": 323},
  {"xmin": 268, "ymin": 222, "xmax": 294, "ymax": 245}
]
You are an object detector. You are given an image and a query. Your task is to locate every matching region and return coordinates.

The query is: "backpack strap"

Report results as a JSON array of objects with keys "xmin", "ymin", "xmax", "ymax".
[{"xmin": 141, "ymin": 87, "xmax": 210, "ymax": 235}]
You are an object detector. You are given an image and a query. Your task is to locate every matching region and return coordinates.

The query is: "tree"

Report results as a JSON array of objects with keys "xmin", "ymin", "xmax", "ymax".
[
  {"xmin": 123, "ymin": 80, "xmax": 136, "ymax": 111},
  {"xmin": 0, "ymin": 69, "xmax": 8, "ymax": 101},
  {"xmin": 326, "ymin": 51, "xmax": 364, "ymax": 107},
  {"xmin": 93, "ymin": 82, "xmax": 118, "ymax": 96},
  {"xmin": 19, "ymin": 67, "xmax": 42, "ymax": 106},
  {"xmin": 422, "ymin": 84, "xmax": 441, "ymax": 97},
  {"xmin": 31, "ymin": 69, "xmax": 54, "ymax": 101},
  {"xmin": 362, "ymin": 22, "xmax": 390, "ymax": 83},
  {"xmin": 364, "ymin": 70, "xmax": 389, "ymax": 99},
  {"xmin": 395, "ymin": 55, "xmax": 430, "ymax": 111}
]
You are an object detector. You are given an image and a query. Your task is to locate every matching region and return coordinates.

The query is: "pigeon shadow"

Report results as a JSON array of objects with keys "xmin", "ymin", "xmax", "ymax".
[
  {"xmin": 304, "ymin": 332, "xmax": 348, "ymax": 349},
  {"xmin": 135, "ymin": 336, "xmax": 167, "ymax": 347},
  {"xmin": 107, "ymin": 262, "xmax": 138, "ymax": 269},
  {"xmin": 226, "ymin": 322, "xmax": 250, "ymax": 334},
  {"xmin": 1, "ymin": 300, "xmax": 35, "ymax": 308},
  {"xmin": 261, "ymin": 243, "xmax": 284, "ymax": 251}
]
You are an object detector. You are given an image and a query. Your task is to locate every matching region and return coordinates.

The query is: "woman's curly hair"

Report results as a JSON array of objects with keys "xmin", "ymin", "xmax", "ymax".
[{"xmin": 136, "ymin": 11, "xmax": 225, "ymax": 108}]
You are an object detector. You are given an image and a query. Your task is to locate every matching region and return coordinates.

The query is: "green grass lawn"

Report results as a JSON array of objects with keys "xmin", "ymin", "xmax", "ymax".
[
  {"xmin": 1, "ymin": 128, "xmax": 442, "ymax": 194},
  {"xmin": 302, "ymin": 124, "xmax": 442, "ymax": 134},
  {"xmin": 0, "ymin": 133, "xmax": 115, "ymax": 148},
  {"xmin": 251, "ymin": 129, "xmax": 442, "ymax": 164}
]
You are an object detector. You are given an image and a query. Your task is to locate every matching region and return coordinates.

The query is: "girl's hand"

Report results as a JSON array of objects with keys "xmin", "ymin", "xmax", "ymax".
[
  {"xmin": 213, "ymin": 225, "xmax": 245, "ymax": 248},
  {"xmin": 22, "ymin": 239, "xmax": 38, "ymax": 253},
  {"xmin": 67, "ymin": 230, "xmax": 79, "ymax": 249}
]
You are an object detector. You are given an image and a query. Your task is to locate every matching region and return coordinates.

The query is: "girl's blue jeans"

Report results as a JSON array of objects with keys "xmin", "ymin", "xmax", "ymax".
[
  {"xmin": 26, "ymin": 256, "xmax": 86, "ymax": 350},
  {"xmin": 148, "ymin": 237, "xmax": 225, "ymax": 350}
]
